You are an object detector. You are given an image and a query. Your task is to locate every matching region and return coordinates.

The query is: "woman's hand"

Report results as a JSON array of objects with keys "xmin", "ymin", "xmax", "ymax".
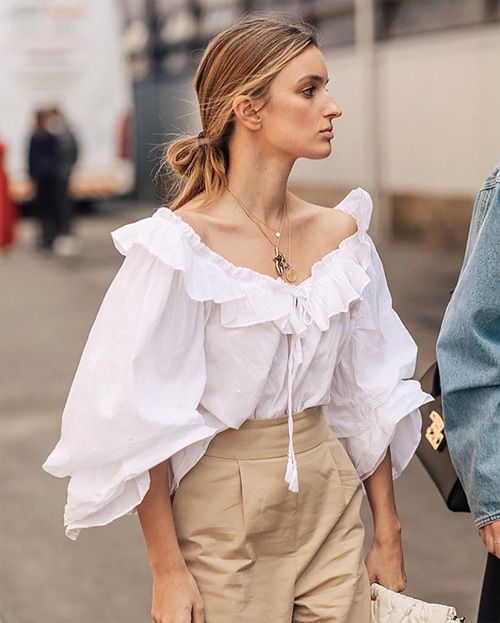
[
  {"xmin": 136, "ymin": 459, "xmax": 205, "ymax": 622},
  {"xmin": 479, "ymin": 520, "xmax": 500, "ymax": 558},
  {"xmin": 151, "ymin": 562, "xmax": 205, "ymax": 623},
  {"xmin": 362, "ymin": 448, "xmax": 407, "ymax": 592},
  {"xmin": 365, "ymin": 527, "xmax": 407, "ymax": 592}
]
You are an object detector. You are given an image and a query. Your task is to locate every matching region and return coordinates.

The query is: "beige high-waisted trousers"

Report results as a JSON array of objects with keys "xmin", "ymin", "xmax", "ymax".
[{"xmin": 171, "ymin": 406, "xmax": 371, "ymax": 622}]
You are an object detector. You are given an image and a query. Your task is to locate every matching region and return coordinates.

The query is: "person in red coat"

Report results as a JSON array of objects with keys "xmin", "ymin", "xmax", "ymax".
[{"xmin": 0, "ymin": 140, "xmax": 18, "ymax": 253}]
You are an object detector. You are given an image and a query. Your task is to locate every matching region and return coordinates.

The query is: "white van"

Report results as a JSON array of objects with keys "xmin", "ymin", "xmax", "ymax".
[{"xmin": 0, "ymin": 0, "xmax": 134, "ymax": 202}]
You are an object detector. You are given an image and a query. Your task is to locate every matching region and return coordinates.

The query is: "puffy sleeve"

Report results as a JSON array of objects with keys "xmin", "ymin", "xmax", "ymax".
[
  {"xmin": 324, "ymin": 189, "xmax": 433, "ymax": 481},
  {"xmin": 42, "ymin": 221, "xmax": 218, "ymax": 541}
]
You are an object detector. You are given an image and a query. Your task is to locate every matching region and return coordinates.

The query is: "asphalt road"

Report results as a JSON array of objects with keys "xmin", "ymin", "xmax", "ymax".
[{"xmin": 0, "ymin": 203, "xmax": 487, "ymax": 622}]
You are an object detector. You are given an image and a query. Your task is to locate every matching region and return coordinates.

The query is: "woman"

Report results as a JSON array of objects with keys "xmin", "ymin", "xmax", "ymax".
[
  {"xmin": 28, "ymin": 108, "xmax": 59, "ymax": 251},
  {"xmin": 42, "ymin": 14, "xmax": 433, "ymax": 623}
]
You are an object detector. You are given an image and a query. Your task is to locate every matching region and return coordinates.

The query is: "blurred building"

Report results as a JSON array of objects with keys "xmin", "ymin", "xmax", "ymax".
[
  {"xmin": 0, "ymin": 0, "xmax": 135, "ymax": 205},
  {"xmin": 122, "ymin": 0, "xmax": 500, "ymax": 249}
]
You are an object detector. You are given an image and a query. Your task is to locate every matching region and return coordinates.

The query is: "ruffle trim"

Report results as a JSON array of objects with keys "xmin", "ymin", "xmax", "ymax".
[
  {"xmin": 45, "ymin": 420, "xmax": 221, "ymax": 541},
  {"xmin": 111, "ymin": 187, "xmax": 374, "ymax": 335},
  {"xmin": 327, "ymin": 381, "xmax": 433, "ymax": 482}
]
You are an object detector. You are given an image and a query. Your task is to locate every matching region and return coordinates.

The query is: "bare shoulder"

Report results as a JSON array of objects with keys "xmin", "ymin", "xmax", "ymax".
[
  {"xmin": 321, "ymin": 204, "xmax": 358, "ymax": 239},
  {"xmin": 171, "ymin": 196, "xmax": 208, "ymax": 238},
  {"xmin": 297, "ymin": 197, "xmax": 358, "ymax": 247}
]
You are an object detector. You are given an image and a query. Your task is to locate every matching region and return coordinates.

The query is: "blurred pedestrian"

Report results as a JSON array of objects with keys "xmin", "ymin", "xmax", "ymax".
[
  {"xmin": 0, "ymin": 139, "xmax": 18, "ymax": 254},
  {"xmin": 45, "ymin": 106, "xmax": 80, "ymax": 256},
  {"xmin": 436, "ymin": 162, "xmax": 500, "ymax": 623},
  {"xmin": 28, "ymin": 108, "xmax": 58, "ymax": 252}
]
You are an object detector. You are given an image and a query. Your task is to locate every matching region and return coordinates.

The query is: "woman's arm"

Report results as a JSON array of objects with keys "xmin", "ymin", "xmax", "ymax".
[
  {"xmin": 436, "ymin": 166, "xmax": 500, "ymax": 539},
  {"xmin": 137, "ymin": 460, "xmax": 205, "ymax": 623},
  {"xmin": 363, "ymin": 448, "xmax": 407, "ymax": 592},
  {"xmin": 137, "ymin": 459, "xmax": 186, "ymax": 573}
]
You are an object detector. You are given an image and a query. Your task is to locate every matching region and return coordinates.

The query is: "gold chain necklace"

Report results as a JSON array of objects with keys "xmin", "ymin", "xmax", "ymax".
[{"xmin": 226, "ymin": 186, "xmax": 297, "ymax": 283}]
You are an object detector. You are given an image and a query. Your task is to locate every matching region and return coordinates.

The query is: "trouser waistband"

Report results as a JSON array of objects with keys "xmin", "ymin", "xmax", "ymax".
[{"xmin": 204, "ymin": 406, "xmax": 330, "ymax": 459}]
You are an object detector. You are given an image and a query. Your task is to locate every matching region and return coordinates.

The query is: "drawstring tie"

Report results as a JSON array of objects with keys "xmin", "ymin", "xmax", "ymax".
[{"xmin": 284, "ymin": 296, "xmax": 312, "ymax": 493}]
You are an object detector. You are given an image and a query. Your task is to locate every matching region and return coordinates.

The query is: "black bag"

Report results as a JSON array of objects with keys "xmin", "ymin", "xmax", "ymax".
[{"xmin": 416, "ymin": 361, "xmax": 470, "ymax": 513}]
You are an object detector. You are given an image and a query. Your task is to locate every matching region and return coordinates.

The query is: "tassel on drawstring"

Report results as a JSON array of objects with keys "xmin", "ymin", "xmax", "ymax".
[{"xmin": 285, "ymin": 450, "xmax": 299, "ymax": 492}]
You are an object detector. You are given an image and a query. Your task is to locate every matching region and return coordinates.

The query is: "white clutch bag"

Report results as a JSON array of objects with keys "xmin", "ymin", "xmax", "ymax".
[{"xmin": 371, "ymin": 583, "xmax": 465, "ymax": 623}]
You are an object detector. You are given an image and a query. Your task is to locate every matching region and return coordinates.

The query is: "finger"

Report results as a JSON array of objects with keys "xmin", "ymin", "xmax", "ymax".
[
  {"xmin": 494, "ymin": 532, "xmax": 500, "ymax": 559},
  {"xmin": 192, "ymin": 603, "xmax": 205, "ymax": 623},
  {"xmin": 383, "ymin": 580, "xmax": 406, "ymax": 592},
  {"xmin": 364, "ymin": 560, "xmax": 377, "ymax": 584},
  {"xmin": 492, "ymin": 525, "xmax": 500, "ymax": 559},
  {"xmin": 368, "ymin": 572, "xmax": 378, "ymax": 586},
  {"xmin": 393, "ymin": 576, "xmax": 406, "ymax": 593},
  {"xmin": 484, "ymin": 528, "xmax": 496, "ymax": 555},
  {"xmin": 479, "ymin": 527, "xmax": 487, "ymax": 547},
  {"xmin": 376, "ymin": 573, "xmax": 405, "ymax": 593}
]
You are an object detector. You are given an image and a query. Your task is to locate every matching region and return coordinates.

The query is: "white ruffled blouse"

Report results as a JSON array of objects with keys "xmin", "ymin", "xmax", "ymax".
[{"xmin": 42, "ymin": 187, "xmax": 433, "ymax": 540}]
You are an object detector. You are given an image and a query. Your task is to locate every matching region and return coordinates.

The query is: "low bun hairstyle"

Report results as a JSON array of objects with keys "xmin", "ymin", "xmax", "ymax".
[{"xmin": 163, "ymin": 12, "xmax": 319, "ymax": 211}]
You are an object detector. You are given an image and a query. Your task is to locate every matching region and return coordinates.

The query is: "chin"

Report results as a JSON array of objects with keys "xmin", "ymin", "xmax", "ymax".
[{"xmin": 301, "ymin": 145, "xmax": 333, "ymax": 160}]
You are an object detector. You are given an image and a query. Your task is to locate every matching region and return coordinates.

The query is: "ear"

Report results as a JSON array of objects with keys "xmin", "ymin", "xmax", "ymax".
[{"xmin": 231, "ymin": 94, "xmax": 265, "ymax": 132}]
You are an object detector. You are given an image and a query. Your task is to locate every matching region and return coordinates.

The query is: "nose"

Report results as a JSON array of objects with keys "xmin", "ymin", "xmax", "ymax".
[{"xmin": 326, "ymin": 96, "xmax": 342, "ymax": 119}]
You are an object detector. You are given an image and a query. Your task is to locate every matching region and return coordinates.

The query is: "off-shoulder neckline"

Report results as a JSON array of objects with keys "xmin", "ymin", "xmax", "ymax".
[{"xmin": 154, "ymin": 188, "xmax": 366, "ymax": 293}]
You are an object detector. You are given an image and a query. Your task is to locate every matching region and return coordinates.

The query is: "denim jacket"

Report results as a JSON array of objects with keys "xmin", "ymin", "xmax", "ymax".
[{"xmin": 436, "ymin": 163, "xmax": 500, "ymax": 528}]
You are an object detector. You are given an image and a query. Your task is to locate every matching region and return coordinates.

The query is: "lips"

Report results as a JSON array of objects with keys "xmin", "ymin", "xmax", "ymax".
[{"xmin": 320, "ymin": 127, "xmax": 333, "ymax": 133}]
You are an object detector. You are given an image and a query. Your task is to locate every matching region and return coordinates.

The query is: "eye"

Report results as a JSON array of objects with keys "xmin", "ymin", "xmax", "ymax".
[{"xmin": 302, "ymin": 86, "xmax": 329, "ymax": 97}]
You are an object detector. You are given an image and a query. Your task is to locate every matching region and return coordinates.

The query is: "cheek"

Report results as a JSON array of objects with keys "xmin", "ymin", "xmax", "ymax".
[
  {"xmin": 271, "ymin": 99, "xmax": 314, "ymax": 138},
  {"xmin": 286, "ymin": 98, "xmax": 312, "ymax": 124}
]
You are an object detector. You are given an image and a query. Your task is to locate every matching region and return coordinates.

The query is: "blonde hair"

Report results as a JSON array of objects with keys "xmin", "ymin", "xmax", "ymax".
[{"xmin": 163, "ymin": 12, "xmax": 319, "ymax": 211}]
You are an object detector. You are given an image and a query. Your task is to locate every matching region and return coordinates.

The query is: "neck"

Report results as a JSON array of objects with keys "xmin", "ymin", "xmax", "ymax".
[{"xmin": 224, "ymin": 135, "xmax": 296, "ymax": 227}]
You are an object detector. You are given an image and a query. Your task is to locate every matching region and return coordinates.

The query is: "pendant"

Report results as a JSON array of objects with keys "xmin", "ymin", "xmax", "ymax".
[
  {"xmin": 273, "ymin": 246, "xmax": 287, "ymax": 275},
  {"xmin": 284, "ymin": 266, "xmax": 297, "ymax": 282},
  {"xmin": 274, "ymin": 246, "xmax": 296, "ymax": 282}
]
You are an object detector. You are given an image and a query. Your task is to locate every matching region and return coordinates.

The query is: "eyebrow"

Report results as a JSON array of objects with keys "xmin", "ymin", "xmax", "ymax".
[{"xmin": 296, "ymin": 74, "xmax": 330, "ymax": 85}]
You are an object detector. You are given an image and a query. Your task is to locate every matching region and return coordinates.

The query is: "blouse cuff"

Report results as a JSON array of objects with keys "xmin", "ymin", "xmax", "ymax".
[
  {"xmin": 48, "ymin": 424, "xmax": 218, "ymax": 540},
  {"xmin": 339, "ymin": 380, "xmax": 432, "ymax": 481}
]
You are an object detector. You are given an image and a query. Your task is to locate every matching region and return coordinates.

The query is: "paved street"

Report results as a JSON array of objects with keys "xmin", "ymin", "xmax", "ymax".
[{"xmin": 0, "ymin": 202, "xmax": 486, "ymax": 622}]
